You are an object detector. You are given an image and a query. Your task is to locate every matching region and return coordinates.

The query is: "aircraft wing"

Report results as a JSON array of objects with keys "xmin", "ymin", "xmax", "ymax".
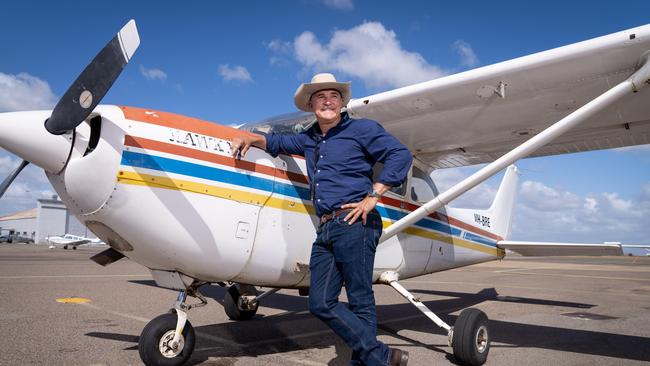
[
  {"xmin": 347, "ymin": 24, "xmax": 650, "ymax": 169},
  {"xmin": 497, "ymin": 240, "xmax": 624, "ymax": 256}
]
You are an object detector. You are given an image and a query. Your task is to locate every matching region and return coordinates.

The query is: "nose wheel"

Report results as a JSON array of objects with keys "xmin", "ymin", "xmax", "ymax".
[
  {"xmin": 138, "ymin": 313, "xmax": 195, "ymax": 366},
  {"xmin": 139, "ymin": 284, "xmax": 207, "ymax": 366}
]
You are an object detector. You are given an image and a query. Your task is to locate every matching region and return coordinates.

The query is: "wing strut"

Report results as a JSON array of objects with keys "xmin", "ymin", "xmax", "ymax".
[{"xmin": 380, "ymin": 54, "xmax": 650, "ymax": 243}]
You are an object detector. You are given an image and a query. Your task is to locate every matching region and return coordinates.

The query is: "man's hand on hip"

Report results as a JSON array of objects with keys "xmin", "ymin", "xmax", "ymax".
[{"xmin": 341, "ymin": 196, "xmax": 380, "ymax": 225}]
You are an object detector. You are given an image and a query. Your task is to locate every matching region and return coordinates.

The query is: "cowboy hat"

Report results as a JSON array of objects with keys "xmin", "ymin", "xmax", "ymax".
[{"xmin": 293, "ymin": 73, "xmax": 351, "ymax": 112}]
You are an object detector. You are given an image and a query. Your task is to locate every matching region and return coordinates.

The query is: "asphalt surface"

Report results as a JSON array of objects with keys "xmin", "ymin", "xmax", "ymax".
[{"xmin": 1, "ymin": 244, "xmax": 649, "ymax": 365}]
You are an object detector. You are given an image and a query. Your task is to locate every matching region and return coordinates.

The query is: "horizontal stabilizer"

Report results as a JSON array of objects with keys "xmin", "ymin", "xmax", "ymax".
[{"xmin": 497, "ymin": 241, "xmax": 624, "ymax": 256}]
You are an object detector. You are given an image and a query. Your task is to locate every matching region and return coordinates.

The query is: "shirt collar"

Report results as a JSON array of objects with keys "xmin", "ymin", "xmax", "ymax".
[{"xmin": 311, "ymin": 112, "xmax": 351, "ymax": 137}]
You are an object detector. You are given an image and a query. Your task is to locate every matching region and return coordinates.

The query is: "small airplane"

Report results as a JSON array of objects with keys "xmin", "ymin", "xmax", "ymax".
[
  {"xmin": 1, "ymin": 19, "xmax": 650, "ymax": 366},
  {"xmin": 46, "ymin": 233, "xmax": 104, "ymax": 250}
]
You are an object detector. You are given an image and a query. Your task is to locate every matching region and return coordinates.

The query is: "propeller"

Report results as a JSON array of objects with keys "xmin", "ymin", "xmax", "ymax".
[
  {"xmin": 45, "ymin": 19, "xmax": 140, "ymax": 135},
  {"xmin": 1, "ymin": 20, "xmax": 139, "ymax": 200},
  {"xmin": 0, "ymin": 160, "xmax": 29, "ymax": 200}
]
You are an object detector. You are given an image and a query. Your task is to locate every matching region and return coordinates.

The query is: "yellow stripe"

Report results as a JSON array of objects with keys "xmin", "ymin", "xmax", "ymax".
[
  {"xmin": 117, "ymin": 171, "xmax": 500, "ymax": 256},
  {"xmin": 382, "ymin": 220, "xmax": 503, "ymax": 256},
  {"xmin": 118, "ymin": 170, "xmax": 315, "ymax": 215}
]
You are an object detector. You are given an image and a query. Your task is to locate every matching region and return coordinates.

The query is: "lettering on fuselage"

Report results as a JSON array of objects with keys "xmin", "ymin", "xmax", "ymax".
[
  {"xmin": 168, "ymin": 129, "xmax": 232, "ymax": 154},
  {"xmin": 473, "ymin": 213, "xmax": 491, "ymax": 228}
]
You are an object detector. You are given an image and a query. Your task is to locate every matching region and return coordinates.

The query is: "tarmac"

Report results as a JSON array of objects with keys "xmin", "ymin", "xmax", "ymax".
[{"xmin": 0, "ymin": 243, "xmax": 649, "ymax": 366}]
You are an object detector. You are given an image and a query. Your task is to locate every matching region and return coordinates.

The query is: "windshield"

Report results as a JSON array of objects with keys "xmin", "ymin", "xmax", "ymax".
[{"xmin": 240, "ymin": 111, "xmax": 316, "ymax": 135}]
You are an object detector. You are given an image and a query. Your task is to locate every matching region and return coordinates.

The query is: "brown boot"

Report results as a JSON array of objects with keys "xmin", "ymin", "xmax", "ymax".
[{"xmin": 389, "ymin": 348, "xmax": 409, "ymax": 366}]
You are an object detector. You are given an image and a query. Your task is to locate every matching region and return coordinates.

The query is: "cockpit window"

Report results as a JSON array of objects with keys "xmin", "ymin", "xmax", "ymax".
[
  {"xmin": 240, "ymin": 111, "xmax": 316, "ymax": 135},
  {"xmin": 411, "ymin": 166, "xmax": 438, "ymax": 203}
]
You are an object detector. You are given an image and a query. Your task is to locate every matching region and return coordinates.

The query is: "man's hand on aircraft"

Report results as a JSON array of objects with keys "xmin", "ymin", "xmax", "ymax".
[{"xmin": 231, "ymin": 134, "xmax": 266, "ymax": 159}]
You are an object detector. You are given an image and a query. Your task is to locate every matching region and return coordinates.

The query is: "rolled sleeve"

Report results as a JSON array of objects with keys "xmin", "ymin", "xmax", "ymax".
[
  {"xmin": 362, "ymin": 121, "xmax": 412, "ymax": 187},
  {"xmin": 264, "ymin": 132, "xmax": 306, "ymax": 157}
]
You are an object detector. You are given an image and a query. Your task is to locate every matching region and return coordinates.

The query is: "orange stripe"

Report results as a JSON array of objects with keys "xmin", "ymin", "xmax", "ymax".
[
  {"xmin": 124, "ymin": 135, "xmax": 309, "ymax": 185},
  {"xmin": 120, "ymin": 106, "xmax": 256, "ymax": 140}
]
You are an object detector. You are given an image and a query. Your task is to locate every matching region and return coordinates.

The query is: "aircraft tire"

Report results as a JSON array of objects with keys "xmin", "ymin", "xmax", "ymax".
[
  {"xmin": 451, "ymin": 308, "xmax": 490, "ymax": 366},
  {"xmin": 224, "ymin": 285, "xmax": 258, "ymax": 320},
  {"xmin": 63, "ymin": 245, "xmax": 68, "ymax": 250},
  {"xmin": 138, "ymin": 313, "xmax": 195, "ymax": 366}
]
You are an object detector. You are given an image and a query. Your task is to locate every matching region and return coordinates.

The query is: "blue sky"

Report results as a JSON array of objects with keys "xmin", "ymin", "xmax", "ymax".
[{"xmin": 1, "ymin": 1, "xmax": 649, "ymax": 250}]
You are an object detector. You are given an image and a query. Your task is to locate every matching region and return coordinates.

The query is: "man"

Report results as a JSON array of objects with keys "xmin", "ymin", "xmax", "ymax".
[{"xmin": 231, "ymin": 73, "xmax": 412, "ymax": 366}]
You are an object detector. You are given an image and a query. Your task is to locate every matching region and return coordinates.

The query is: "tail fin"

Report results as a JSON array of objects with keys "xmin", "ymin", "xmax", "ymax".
[
  {"xmin": 447, "ymin": 165, "xmax": 520, "ymax": 239},
  {"xmin": 485, "ymin": 165, "xmax": 519, "ymax": 239}
]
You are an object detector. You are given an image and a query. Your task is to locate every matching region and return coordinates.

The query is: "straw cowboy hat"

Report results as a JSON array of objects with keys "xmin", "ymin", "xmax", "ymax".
[{"xmin": 294, "ymin": 73, "xmax": 351, "ymax": 112}]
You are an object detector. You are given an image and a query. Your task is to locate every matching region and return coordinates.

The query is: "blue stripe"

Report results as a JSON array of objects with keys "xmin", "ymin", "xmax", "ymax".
[
  {"xmin": 122, "ymin": 151, "xmax": 496, "ymax": 248},
  {"xmin": 463, "ymin": 232, "xmax": 497, "ymax": 247},
  {"xmin": 121, "ymin": 151, "xmax": 311, "ymax": 200}
]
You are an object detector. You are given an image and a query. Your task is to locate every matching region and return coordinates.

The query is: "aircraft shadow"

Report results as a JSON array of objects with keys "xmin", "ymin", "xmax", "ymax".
[{"xmin": 102, "ymin": 284, "xmax": 649, "ymax": 365}]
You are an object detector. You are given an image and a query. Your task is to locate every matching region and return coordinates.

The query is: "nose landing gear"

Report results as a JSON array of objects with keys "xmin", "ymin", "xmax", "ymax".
[{"xmin": 138, "ymin": 284, "xmax": 207, "ymax": 366}]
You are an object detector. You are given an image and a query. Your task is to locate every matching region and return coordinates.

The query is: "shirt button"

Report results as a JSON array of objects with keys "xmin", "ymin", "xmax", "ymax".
[
  {"xmin": 322, "ymin": 141, "xmax": 326, "ymax": 143},
  {"xmin": 317, "ymin": 169, "xmax": 321, "ymax": 173},
  {"xmin": 319, "ymin": 155, "xmax": 323, "ymax": 158},
  {"xmin": 317, "ymin": 199, "xmax": 321, "ymax": 202},
  {"xmin": 316, "ymin": 183, "xmax": 319, "ymax": 186}
]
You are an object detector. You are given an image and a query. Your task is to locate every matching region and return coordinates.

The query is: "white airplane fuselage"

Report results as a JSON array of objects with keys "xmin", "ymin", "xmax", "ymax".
[{"xmin": 40, "ymin": 105, "xmax": 508, "ymax": 288}]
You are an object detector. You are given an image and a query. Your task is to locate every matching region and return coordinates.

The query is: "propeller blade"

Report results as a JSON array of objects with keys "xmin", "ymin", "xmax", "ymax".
[
  {"xmin": 0, "ymin": 159, "xmax": 29, "ymax": 199},
  {"xmin": 45, "ymin": 19, "xmax": 140, "ymax": 135}
]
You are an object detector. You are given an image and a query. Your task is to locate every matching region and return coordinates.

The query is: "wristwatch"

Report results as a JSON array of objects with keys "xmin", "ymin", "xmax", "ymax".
[{"xmin": 368, "ymin": 189, "xmax": 382, "ymax": 199}]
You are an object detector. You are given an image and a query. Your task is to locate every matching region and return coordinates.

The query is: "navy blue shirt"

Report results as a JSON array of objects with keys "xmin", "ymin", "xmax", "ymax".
[{"xmin": 265, "ymin": 112, "xmax": 412, "ymax": 217}]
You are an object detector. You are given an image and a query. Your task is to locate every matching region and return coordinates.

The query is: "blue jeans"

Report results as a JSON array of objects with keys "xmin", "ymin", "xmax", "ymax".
[{"xmin": 309, "ymin": 210, "xmax": 390, "ymax": 366}]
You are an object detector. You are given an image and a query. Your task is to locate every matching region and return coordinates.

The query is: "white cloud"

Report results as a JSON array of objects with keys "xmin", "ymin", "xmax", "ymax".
[
  {"xmin": 519, "ymin": 180, "xmax": 582, "ymax": 211},
  {"xmin": 218, "ymin": 64, "xmax": 253, "ymax": 83},
  {"xmin": 266, "ymin": 39, "xmax": 292, "ymax": 54},
  {"xmin": 453, "ymin": 40, "xmax": 479, "ymax": 67},
  {"xmin": 265, "ymin": 40, "xmax": 293, "ymax": 66},
  {"xmin": 0, "ymin": 72, "xmax": 57, "ymax": 112},
  {"xmin": 322, "ymin": 0, "xmax": 354, "ymax": 11},
  {"xmin": 292, "ymin": 21, "xmax": 446, "ymax": 89},
  {"xmin": 0, "ymin": 155, "xmax": 15, "ymax": 174},
  {"xmin": 431, "ymin": 166, "xmax": 496, "ymax": 208},
  {"xmin": 139, "ymin": 65, "xmax": 167, "ymax": 81}
]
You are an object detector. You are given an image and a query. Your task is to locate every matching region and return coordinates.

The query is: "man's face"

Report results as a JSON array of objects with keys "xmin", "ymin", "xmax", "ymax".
[{"xmin": 309, "ymin": 89, "xmax": 342, "ymax": 123}]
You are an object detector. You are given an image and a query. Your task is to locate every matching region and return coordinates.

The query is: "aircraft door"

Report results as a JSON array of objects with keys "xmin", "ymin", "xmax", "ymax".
[
  {"xmin": 235, "ymin": 153, "xmax": 314, "ymax": 287},
  {"xmin": 410, "ymin": 165, "xmax": 457, "ymax": 273}
]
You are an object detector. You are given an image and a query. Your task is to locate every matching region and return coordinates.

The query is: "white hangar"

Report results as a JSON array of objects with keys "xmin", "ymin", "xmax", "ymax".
[{"xmin": 0, "ymin": 196, "xmax": 94, "ymax": 244}]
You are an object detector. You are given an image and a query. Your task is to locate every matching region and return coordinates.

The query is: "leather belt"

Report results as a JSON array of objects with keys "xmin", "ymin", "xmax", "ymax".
[{"xmin": 319, "ymin": 209, "xmax": 350, "ymax": 226}]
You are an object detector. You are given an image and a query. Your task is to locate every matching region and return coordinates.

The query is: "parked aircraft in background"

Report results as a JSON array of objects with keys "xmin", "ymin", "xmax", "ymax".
[
  {"xmin": 46, "ymin": 234, "xmax": 104, "ymax": 250},
  {"xmin": 1, "ymin": 20, "xmax": 650, "ymax": 366}
]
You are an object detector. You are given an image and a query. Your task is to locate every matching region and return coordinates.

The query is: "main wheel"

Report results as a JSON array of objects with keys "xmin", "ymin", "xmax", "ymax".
[
  {"xmin": 224, "ymin": 284, "xmax": 258, "ymax": 320},
  {"xmin": 138, "ymin": 313, "xmax": 196, "ymax": 366},
  {"xmin": 451, "ymin": 308, "xmax": 490, "ymax": 366}
]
